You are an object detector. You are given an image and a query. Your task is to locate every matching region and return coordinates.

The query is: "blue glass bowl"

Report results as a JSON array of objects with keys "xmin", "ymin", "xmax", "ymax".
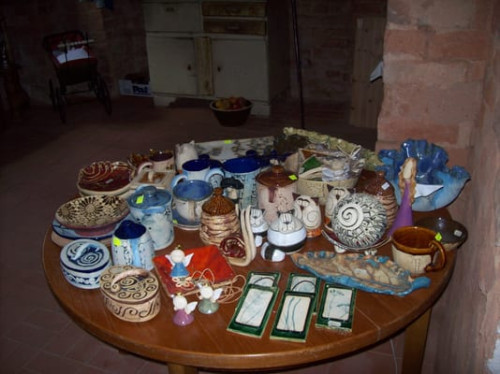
[{"xmin": 377, "ymin": 139, "xmax": 470, "ymax": 211}]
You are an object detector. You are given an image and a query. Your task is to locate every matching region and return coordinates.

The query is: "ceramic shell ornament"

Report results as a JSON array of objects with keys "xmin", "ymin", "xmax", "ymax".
[
  {"xmin": 330, "ymin": 193, "xmax": 387, "ymax": 249},
  {"xmin": 293, "ymin": 194, "xmax": 321, "ymax": 237}
]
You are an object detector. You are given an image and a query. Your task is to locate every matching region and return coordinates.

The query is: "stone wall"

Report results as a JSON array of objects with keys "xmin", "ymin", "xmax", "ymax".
[{"xmin": 376, "ymin": 0, "xmax": 499, "ymax": 372}]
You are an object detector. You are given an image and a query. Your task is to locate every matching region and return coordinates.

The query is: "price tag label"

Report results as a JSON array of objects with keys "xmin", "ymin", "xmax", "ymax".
[
  {"xmin": 136, "ymin": 195, "xmax": 144, "ymax": 204},
  {"xmin": 289, "ymin": 174, "xmax": 298, "ymax": 181},
  {"xmin": 435, "ymin": 232, "xmax": 442, "ymax": 242},
  {"xmin": 113, "ymin": 237, "xmax": 121, "ymax": 246}
]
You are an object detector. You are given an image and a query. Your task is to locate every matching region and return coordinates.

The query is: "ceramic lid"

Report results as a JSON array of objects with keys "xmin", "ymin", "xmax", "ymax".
[
  {"xmin": 60, "ymin": 239, "xmax": 111, "ymax": 288},
  {"xmin": 99, "ymin": 265, "xmax": 159, "ymax": 302},
  {"xmin": 256, "ymin": 165, "xmax": 296, "ymax": 187},
  {"xmin": 127, "ymin": 185, "xmax": 171, "ymax": 210},
  {"xmin": 202, "ymin": 187, "xmax": 235, "ymax": 215}
]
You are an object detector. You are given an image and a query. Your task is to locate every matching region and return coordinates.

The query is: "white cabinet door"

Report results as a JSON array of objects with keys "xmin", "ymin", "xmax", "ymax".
[
  {"xmin": 146, "ymin": 34, "xmax": 197, "ymax": 95},
  {"xmin": 212, "ymin": 39, "xmax": 269, "ymax": 101}
]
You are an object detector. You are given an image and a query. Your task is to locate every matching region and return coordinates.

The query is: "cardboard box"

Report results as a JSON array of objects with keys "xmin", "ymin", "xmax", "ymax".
[{"xmin": 118, "ymin": 79, "xmax": 152, "ymax": 97}]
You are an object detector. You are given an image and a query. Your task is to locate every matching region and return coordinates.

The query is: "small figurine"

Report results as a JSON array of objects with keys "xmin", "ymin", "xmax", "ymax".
[
  {"xmin": 166, "ymin": 246, "xmax": 194, "ymax": 279},
  {"xmin": 172, "ymin": 294, "xmax": 198, "ymax": 326},
  {"xmin": 197, "ymin": 283, "xmax": 223, "ymax": 314}
]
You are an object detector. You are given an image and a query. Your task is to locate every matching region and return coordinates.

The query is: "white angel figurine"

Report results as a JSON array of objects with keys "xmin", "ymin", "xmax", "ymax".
[
  {"xmin": 172, "ymin": 294, "xmax": 197, "ymax": 326},
  {"xmin": 197, "ymin": 284, "xmax": 223, "ymax": 314},
  {"xmin": 166, "ymin": 247, "xmax": 194, "ymax": 279}
]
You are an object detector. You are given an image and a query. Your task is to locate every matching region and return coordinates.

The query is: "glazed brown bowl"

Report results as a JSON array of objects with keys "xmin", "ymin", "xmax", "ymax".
[
  {"xmin": 209, "ymin": 100, "xmax": 252, "ymax": 127},
  {"xmin": 415, "ymin": 216, "xmax": 468, "ymax": 251}
]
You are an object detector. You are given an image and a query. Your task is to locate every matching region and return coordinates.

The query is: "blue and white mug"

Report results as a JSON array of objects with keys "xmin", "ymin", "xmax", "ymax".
[
  {"xmin": 221, "ymin": 157, "xmax": 261, "ymax": 210},
  {"xmin": 171, "ymin": 158, "xmax": 224, "ymax": 189},
  {"xmin": 112, "ymin": 220, "xmax": 155, "ymax": 271}
]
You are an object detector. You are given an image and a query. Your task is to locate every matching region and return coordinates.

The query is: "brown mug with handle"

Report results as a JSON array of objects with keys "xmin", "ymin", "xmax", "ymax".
[{"xmin": 391, "ymin": 226, "xmax": 447, "ymax": 275}]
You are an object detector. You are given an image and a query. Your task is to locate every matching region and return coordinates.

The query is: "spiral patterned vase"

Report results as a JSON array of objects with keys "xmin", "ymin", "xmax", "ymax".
[{"xmin": 331, "ymin": 193, "xmax": 387, "ymax": 248}]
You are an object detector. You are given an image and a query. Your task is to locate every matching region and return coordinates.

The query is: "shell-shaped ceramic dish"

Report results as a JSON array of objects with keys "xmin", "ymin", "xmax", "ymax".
[
  {"xmin": 55, "ymin": 195, "xmax": 129, "ymax": 235},
  {"xmin": 330, "ymin": 193, "xmax": 387, "ymax": 249},
  {"xmin": 77, "ymin": 161, "xmax": 133, "ymax": 196},
  {"xmin": 377, "ymin": 139, "xmax": 471, "ymax": 211}
]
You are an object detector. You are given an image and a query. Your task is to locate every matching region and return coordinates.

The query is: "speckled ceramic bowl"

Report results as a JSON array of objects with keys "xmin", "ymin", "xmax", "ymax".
[{"xmin": 415, "ymin": 216, "xmax": 467, "ymax": 250}]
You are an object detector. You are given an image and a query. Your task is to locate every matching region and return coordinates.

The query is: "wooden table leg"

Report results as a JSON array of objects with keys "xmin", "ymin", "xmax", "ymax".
[
  {"xmin": 167, "ymin": 363, "xmax": 198, "ymax": 374},
  {"xmin": 402, "ymin": 308, "xmax": 432, "ymax": 374}
]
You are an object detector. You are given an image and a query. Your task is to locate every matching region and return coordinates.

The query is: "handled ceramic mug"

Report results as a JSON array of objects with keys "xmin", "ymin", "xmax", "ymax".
[
  {"xmin": 391, "ymin": 226, "xmax": 446, "ymax": 275},
  {"xmin": 137, "ymin": 150, "xmax": 175, "ymax": 174},
  {"xmin": 171, "ymin": 159, "xmax": 224, "ymax": 189},
  {"xmin": 172, "ymin": 179, "xmax": 213, "ymax": 224},
  {"xmin": 221, "ymin": 156, "xmax": 261, "ymax": 210},
  {"xmin": 112, "ymin": 220, "xmax": 155, "ymax": 271}
]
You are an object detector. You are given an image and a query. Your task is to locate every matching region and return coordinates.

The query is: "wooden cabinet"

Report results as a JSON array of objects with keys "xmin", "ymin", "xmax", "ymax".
[{"xmin": 142, "ymin": 0, "xmax": 289, "ymax": 115}]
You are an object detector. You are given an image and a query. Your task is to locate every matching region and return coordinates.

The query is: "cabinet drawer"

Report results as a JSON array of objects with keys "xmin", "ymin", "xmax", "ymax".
[
  {"xmin": 143, "ymin": 2, "xmax": 202, "ymax": 32},
  {"xmin": 202, "ymin": 2, "xmax": 266, "ymax": 17},
  {"xmin": 204, "ymin": 19, "xmax": 266, "ymax": 36}
]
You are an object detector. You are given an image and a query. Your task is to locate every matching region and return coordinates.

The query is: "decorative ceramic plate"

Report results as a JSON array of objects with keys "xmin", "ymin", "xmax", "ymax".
[
  {"xmin": 55, "ymin": 195, "xmax": 129, "ymax": 235},
  {"xmin": 77, "ymin": 161, "xmax": 133, "ymax": 196},
  {"xmin": 52, "ymin": 214, "xmax": 131, "ymax": 240}
]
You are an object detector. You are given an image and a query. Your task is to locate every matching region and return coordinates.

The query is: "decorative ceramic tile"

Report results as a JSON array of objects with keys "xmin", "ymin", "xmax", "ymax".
[
  {"xmin": 285, "ymin": 273, "xmax": 320, "ymax": 313},
  {"xmin": 227, "ymin": 284, "xmax": 278, "ymax": 338},
  {"xmin": 316, "ymin": 283, "xmax": 356, "ymax": 332},
  {"xmin": 246, "ymin": 271, "xmax": 281, "ymax": 288},
  {"xmin": 270, "ymin": 291, "xmax": 315, "ymax": 342}
]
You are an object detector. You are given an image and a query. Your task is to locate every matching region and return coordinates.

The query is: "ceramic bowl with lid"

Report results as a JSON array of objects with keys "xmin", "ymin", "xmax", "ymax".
[
  {"xmin": 99, "ymin": 265, "xmax": 160, "ymax": 322},
  {"xmin": 60, "ymin": 239, "xmax": 111, "ymax": 289}
]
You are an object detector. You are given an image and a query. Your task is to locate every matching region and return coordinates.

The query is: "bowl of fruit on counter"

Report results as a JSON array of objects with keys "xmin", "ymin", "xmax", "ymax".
[{"xmin": 210, "ymin": 96, "xmax": 252, "ymax": 127}]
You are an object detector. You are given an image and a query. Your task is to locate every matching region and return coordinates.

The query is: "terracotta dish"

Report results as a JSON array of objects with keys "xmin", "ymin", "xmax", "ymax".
[{"xmin": 77, "ymin": 161, "xmax": 133, "ymax": 196}]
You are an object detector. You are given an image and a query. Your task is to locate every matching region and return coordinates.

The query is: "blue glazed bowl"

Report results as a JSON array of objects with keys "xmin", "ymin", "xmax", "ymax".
[{"xmin": 377, "ymin": 139, "xmax": 470, "ymax": 211}]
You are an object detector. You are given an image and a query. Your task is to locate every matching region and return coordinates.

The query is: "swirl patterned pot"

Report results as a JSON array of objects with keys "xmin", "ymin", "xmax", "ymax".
[
  {"xmin": 60, "ymin": 239, "xmax": 111, "ymax": 289},
  {"xmin": 330, "ymin": 192, "xmax": 387, "ymax": 249},
  {"xmin": 99, "ymin": 265, "xmax": 160, "ymax": 323}
]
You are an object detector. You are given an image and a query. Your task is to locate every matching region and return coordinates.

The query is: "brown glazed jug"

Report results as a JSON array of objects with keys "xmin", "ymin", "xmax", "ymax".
[{"xmin": 256, "ymin": 165, "xmax": 298, "ymax": 224}]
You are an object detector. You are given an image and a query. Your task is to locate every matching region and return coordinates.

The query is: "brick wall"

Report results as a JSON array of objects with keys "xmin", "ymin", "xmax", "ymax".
[{"xmin": 377, "ymin": 0, "xmax": 499, "ymax": 372}]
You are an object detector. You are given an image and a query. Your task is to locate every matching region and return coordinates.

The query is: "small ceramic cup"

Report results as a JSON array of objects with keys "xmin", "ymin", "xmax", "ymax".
[
  {"xmin": 171, "ymin": 159, "xmax": 224, "ymax": 189},
  {"xmin": 391, "ymin": 226, "xmax": 447, "ymax": 275},
  {"xmin": 138, "ymin": 150, "xmax": 175, "ymax": 174},
  {"xmin": 172, "ymin": 180, "xmax": 213, "ymax": 224},
  {"xmin": 221, "ymin": 157, "xmax": 261, "ymax": 210},
  {"xmin": 112, "ymin": 220, "xmax": 155, "ymax": 271}
]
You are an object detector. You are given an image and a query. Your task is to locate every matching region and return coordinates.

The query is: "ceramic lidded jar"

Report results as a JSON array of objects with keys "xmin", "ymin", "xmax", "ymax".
[
  {"xmin": 266, "ymin": 212, "xmax": 307, "ymax": 254},
  {"xmin": 256, "ymin": 165, "xmax": 298, "ymax": 224},
  {"xmin": 200, "ymin": 187, "xmax": 240, "ymax": 246},
  {"xmin": 127, "ymin": 185, "xmax": 174, "ymax": 250}
]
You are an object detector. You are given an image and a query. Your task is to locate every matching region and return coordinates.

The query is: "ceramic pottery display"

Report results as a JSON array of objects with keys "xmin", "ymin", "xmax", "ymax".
[
  {"xmin": 266, "ymin": 212, "xmax": 307, "ymax": 254},
  {"xmin": 291, "ymin": 251, "xmax": 431, "ymax": 296},
  {"xmin": 256, "ymin": 165, "xmax": 297, "ymax": 224},
  {"xmin": 60, "ymin": 239, "xmax": 111, "ymax": 289},
  {"xmin": 112, "ymin": 220, "xmax": 155, "ymax": 270},
  {"xmin": 391, "ymin": 226, "xmax": 447, "ymax": 275},
  {"xmin": 415, "ymin": 216, "xmax": 468, "ymax": 251},
  {"xmin": 377, "ymin": 139, "xmax": 471, "ymax": 211},
  {"xmin": 172, "ymin": 179, "xmax": 213, "ymax": 227},
  {"xmin": 127, "ymin": 186, "xmax": 174, "ymax": 250},
  {"xmin": 330, "ymin": 193, "xmax": 387, "ymax": 249},
  {"xmin": 221, "ymin": 157, "xmax": 261, "ymax": 210},
  {"xmin": 55, "ymin": 195, "xmax": 129, "ymax": 236},
  {"xmin": 293, "ymin": 194, "xmax": 322, "ymax": 237},
  {"xmin": 77, "ymin": 161, "xmax": 133, "ymax": 197},
  {"xmin": 355, "ymin": 170, "xmax": 398, "ymax": 230},
  {"xmin": 99, "ymin": 265, "xmax": 160, "ymax": 322},
  {"xmin": 200, "ymin": 187, "xmax": 240, "ymax": 246},
  {"xmin": 324, "ymin": 187, "xmax": 350, "ymax": 224}
]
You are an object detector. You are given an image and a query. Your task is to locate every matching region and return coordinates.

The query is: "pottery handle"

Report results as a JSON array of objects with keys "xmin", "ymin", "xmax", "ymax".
[
  {"xmin": 137, "ymin": 161, "xmax": 153, "ymax": 175},
  {"xmin": 424, "ymin": 240, "xmax": 447, "ymax": 272},
  {"xmin": 110, "ymin": 268, "xmax": 149, "ymax": 292}
]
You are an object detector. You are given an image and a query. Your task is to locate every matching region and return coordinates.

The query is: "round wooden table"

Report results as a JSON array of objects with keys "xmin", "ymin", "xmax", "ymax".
[{"xmin": 42, "ymin": 212, "xmax": 455, "ymax": 374}]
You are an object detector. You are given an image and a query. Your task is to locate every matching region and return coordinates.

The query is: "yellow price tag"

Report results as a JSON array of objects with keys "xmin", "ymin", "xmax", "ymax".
[
  {"xmin": 136, "ymin": 195, "xmax": 144, "ymax": 204},
  {"xmin": 113, "ymin": 237, "xmax": 121, "ymax": 246},
  {"xmin": 289, "ymin": 174, "xmax": 298, "ymax": 181},
  {"xmin": 173, "ymin": 219, "xmax": 178, "ymax": 224},
  {"xmin": 435, "ymin": 232, "xmax": 442, "ymax": 241},
  {"xmin": 223, "ymin": 139, "xmax": 233, "ymax": 144}
]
